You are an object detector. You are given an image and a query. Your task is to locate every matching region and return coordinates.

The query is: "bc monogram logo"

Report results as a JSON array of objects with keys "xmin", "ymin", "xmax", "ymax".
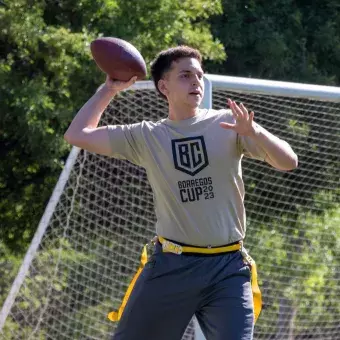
[{"xmin": 172, "ymin": 136, "xmax": 209, "ymax": 176}]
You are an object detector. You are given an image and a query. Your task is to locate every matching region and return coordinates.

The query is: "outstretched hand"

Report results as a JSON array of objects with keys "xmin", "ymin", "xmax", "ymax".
[{"xmin": 220, "ymin": 99, "xmax": 256, "ymax": 137}]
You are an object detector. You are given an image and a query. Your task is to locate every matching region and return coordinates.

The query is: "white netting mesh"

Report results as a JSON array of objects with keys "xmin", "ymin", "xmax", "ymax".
[{"xmin": 1, "ymin": 78, "xmax": 339, "ymax": 340}]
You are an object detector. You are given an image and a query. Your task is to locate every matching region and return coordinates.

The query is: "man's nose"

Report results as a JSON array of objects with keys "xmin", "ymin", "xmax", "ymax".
[{"xmin": 192, "ymin": 76, "xmax": 199, "ymax": 86}]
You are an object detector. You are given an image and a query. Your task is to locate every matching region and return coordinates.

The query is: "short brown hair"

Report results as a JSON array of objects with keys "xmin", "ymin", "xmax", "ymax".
[{"xmin": 151, "ymin": 46, "xmax": 202, "ymax": 99}]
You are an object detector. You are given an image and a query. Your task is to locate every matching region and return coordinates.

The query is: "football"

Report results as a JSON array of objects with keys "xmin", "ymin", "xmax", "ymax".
[{"xmin": 90, "ymin": 37, "xmax": 147, "ymax": 81}]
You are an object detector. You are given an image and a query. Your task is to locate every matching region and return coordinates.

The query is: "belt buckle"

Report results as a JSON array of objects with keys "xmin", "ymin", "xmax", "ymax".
[{"xmin": 162, "ymin": 240, "xmax": 183, "ymax": 255}]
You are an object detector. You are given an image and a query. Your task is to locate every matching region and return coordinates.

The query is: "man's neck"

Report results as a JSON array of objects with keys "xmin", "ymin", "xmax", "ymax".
[{"xmin": 168, "ymin": 104, "xmax": 200, "ymax": 121}]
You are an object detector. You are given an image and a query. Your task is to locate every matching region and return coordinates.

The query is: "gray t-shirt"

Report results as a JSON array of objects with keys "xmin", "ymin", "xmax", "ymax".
[{"xmin": 107, "ymin": 109, "xmax": 266, "ymax": 247}]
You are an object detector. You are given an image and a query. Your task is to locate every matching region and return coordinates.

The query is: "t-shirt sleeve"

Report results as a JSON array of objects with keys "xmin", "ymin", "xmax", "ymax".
[
  {"xmin": 237, "ymin": 134, "xmax": 267, "ymax": 161},
  {"xmin": 106, "ymin": 122, "xmax": 145, "ymax": 166}
]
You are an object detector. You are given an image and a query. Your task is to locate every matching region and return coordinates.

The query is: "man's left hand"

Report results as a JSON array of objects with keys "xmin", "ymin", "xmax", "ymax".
[{"xmin": 220, "ymin": 98, "xmax": 257, "ymax": 137}]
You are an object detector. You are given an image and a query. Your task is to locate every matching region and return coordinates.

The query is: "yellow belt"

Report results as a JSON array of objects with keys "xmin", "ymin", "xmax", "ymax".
[
  {"xmin": 108, "ymin": 237, "xmax": 262, "ymax": 323},
  {"xmin": 158, "ymin": 236, "xmax": 242, "ymax": 254}
]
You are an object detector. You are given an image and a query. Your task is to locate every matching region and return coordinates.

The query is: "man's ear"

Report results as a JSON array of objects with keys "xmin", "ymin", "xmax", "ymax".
[{"xmin": 158, "ymin": 79, "xmax": 168, "ymax": 97}]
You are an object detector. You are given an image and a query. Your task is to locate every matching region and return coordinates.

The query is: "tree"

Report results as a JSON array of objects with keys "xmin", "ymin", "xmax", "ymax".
[{"xmin": 207, "ymin": 0, "xmax": 340, "ymax": 85}]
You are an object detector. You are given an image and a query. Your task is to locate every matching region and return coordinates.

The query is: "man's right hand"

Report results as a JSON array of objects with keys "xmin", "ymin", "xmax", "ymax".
[{"xmin": 104, "ymin": 75, "xmax": 138, "ymax": 93}]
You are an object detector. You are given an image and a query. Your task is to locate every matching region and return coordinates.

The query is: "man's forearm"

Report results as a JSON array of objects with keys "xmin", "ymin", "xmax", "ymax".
[
  {"xmin": 251, "ymin": 123, "xmax": 298, "ymax": 171},
  {"xmin": 64, "ymin": 85, "xmax": 117, "ymax": 142}
]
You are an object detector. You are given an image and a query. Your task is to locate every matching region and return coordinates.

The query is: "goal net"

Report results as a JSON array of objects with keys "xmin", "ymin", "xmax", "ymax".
[{"xmin": 1, "ymin": 75, "xmax": 339, "ymax": 340}]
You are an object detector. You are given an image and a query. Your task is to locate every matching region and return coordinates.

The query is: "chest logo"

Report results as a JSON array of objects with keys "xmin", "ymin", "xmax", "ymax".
[{"xmin": 172, "ymin": 136, "xmax": 209, "ymax": 176}]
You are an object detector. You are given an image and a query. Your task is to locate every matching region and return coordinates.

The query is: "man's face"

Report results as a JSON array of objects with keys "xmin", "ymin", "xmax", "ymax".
[{"xmin": 159, "ymin": 57, "xmax": 204, "ymax": 108}]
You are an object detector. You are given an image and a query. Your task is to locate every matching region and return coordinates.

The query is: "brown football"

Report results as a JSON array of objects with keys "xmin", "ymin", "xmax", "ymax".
[{"xmin": 90, "ymin": 37, "xmax": 147, "ymax": 81}]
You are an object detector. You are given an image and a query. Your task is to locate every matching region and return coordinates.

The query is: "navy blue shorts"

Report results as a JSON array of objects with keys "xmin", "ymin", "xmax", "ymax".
[{"xmin": 112, "ymin": 241, "xmax": 254, "ymax": 340}]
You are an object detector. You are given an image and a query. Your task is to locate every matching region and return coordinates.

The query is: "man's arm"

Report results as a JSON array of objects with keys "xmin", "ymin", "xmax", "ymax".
[
  {"xmin": 220, "ymin": 99, "xmax": 298, "ymax": 171},
  {"xmin": 64, "ymin": 76, "xmax": 137, "ymax": 156}
]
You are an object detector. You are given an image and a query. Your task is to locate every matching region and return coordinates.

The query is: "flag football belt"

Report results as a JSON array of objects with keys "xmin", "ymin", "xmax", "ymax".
[{"xmin": 108, "ymin": 236, "xmax": 262, "ymax": 323}]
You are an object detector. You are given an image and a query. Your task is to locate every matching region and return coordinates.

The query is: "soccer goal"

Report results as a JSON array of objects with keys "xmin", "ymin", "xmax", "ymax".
[{"xmin": 1, "ymin": 75, "xmax": 340, "ymax": 340}]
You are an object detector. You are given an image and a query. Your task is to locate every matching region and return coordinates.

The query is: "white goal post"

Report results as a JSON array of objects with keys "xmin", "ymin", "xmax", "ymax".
[{"xmin": 1, "ymin": 74, "xmax": 340, "ymax": 340}]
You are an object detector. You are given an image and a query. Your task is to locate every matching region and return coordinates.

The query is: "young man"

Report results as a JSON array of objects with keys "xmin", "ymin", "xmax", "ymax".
[{"xmin": 64, "ymin": 46, "xmax": 298, "ymax": 340}]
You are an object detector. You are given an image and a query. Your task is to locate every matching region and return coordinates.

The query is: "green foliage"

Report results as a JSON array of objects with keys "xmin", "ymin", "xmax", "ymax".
[
  {"xmin": 93, "ymin": 0, "xmax": 225, "ymax": 63},
  {"xmin": 1, "ymin": 238, "xmax": 99, "ymax": 339},
  {"xmin": 208, "ymin": 0, "xmax": 340, "ymax": 84},
  {"xmin": 249, "ymin": 192, "xmax": 340, "ymax": 335},
  {"xmin": 0, "ymin": 241, "xmax": 21, "ymax": 306}
]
